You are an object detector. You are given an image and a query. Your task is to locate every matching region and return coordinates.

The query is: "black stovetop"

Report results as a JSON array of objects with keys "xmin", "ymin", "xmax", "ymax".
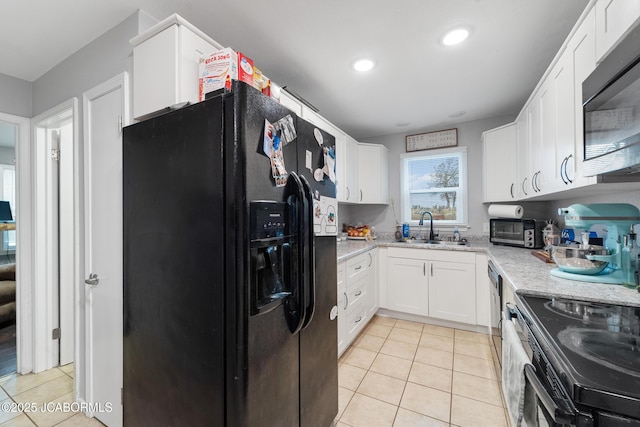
[{"xmin": 519, "ymin": 295, "xmax": 640, "ymax": 418}]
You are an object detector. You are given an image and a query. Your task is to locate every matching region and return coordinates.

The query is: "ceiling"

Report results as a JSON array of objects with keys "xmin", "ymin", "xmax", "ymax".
[{"xmin": 2, "ymin": 0, "xmax": 589, "ymax": 140}]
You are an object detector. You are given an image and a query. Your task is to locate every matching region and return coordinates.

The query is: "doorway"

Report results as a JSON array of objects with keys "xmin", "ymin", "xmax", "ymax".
[
  {"xmin": 31, "ymin": 100, "xmax": 77, "ymax": 373},
  {"xmin": 0, "ymin": 118, "xmax": 17, "ymax": 377}
]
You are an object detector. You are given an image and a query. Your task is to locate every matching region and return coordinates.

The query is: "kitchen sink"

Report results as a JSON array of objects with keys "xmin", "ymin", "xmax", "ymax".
[
  {"xmin": 399, "ymin": 239, "xmax": 467, "ymax": 246},
  {"xmin": 425, "ymin": 240, "xmax": 467, "ymax": 246}
]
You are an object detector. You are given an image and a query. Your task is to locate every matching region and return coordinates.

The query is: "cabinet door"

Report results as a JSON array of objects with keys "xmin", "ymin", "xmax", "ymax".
[
  {"xmin": 528, "ymin": 95, "xmax": 543, "ymax": 194},
  {"xmin": 367, "ymin": 249, "xmax": 379, "ymax": 318},
  {"xmin": 483, "ymin": 124, "xmax": 517, "ymax": 202},
  {"xmin": 570, "ymin": 8, "xmax": 598, "ymax": 188},
  {"xmin": 551, "ymin": 50, "xmax": 575, "ymax": 192},
  {"xmin": 337, "ymin": 262, "xmax": 347, "ymax": 355},
  {"xmin": 387, "ymin": 257, "xmax": 428, "ymax": 316},
  {"xmin": 428, "ymin": 260, "xmax": 476, "ymax": 324},
  {"xmin": 516, "ymin": 109, "xmax": 532, "ymax": 198},
  {"xmin": 343, "ymin": 136, "xmax": 359, "ymax": 203},
  {"xmin": 595, "ymin": 0, "xmax": 640, "ymax": 61},
  {"xmin": 357, "ymin": 143, "xmax": 389, "ymax": 204},
  {"xmin": 538, "ymin": 77, "xmax": 556, "ymax": 195}
]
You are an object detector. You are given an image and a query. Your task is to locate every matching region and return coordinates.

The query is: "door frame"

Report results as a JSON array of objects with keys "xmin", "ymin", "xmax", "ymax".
[
  {"xmin": 0, "ymin": 111, "xmax": 31, "ymax": 374},
  {"xmin": 30, "ymin": 99, "xmax": 79, "ymax": 374},
  {"xmin": 79, "ymin": 72, "xmax": 129, "ymax": 417}
]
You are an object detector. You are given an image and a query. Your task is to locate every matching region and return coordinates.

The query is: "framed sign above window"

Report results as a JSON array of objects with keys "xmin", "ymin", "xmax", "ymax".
[{"xmin": 406, "ymin": 128, "xmax": 457, "ymax": 152}]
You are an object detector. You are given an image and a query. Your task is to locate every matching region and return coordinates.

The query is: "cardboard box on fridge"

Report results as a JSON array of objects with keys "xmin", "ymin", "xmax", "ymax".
[{"xmin": 198, "ymin": 48, "xmax": 256, "ymax": 100}]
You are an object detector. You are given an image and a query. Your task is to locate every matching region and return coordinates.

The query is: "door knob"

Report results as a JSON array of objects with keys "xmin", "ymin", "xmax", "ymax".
[{"xmin": 85, "ymin": 273, "xmax": 100, "ymax": 286}]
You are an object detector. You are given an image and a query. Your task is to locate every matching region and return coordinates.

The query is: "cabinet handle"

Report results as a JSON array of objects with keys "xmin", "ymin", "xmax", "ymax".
[
  {"xmin": 431, "ymin": 263, "xmax": 434, "ymax": 276},
  {"xmin": 360, "ymin": 189, "xmax": 363, "ymax": 201},
  {"xmin": 355, "ymin": 316, "xmax": 362, "ymax": 323},
  {"xmin": 522, "ymin": 178, "xmax": 528, "ymax": 196},
  {"xmin": 423, "ymin": 262, "xmax": 426, "ymax": 276},
  {"xmin": 355, "ymin": 290, "xmax": 362, "ymax": 297},
  {"xmin": 565, "ymin": 155, "xmax": 573, "ymax": 184},
  {"xmin": 354, "ymin": 265, "xmax": 362, "ymax": 271},
  {"xmin": 368, "ymin": 252, "xmax": 372, "ymax": 267},
  {"xmin": 346, "ymin": 186, "xmax": 350, "ymax": 200},
  {"xmin": 560, "ymin": 157, "xmax": 568, "ymax": 185},
  {"xmin": 344, "ymin": 292, "xmax": 348, "ymax": 309},
  {"xmin": 510, "ymin": 183, "xmax": 514, "ymax": 198}
]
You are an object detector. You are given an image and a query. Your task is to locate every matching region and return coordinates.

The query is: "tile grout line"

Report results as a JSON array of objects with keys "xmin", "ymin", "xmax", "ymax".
[{"xmin": 343, "ymin": 318, "xmax": 507, "ymax": 426}]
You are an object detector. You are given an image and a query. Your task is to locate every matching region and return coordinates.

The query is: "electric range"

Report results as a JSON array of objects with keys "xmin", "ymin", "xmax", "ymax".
[{"xmin": 515, "ymin": 294, "xmax": 640, "ymax": 426}]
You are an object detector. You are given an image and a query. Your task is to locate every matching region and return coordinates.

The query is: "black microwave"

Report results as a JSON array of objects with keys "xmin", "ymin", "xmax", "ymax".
[
  {"xmin": 583, "ymin": 23, "xmax": 640, "ymax": 177},
  {"xmin": 489, "ymin": 218, "xmax": 544, "ymax": 249}
]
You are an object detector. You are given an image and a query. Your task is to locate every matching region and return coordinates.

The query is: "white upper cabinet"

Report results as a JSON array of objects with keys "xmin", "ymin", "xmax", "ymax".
[
  {"xmin": 131, "ymin": 15, "xmax": 222, "ymax": 119},
  {"xmin": 527, "ymin": 95, "xmax": 543, "ymax": 195},
  {"xmin": 357, "ymin": 143, "xmax": 389, "ymax": 204},
  {"xmin": 570, "ymin": 7, "xmax": 599, "ymax": 189},
  {"xmin": 342, "ymin": 136, "xmax": 359, "ymax": 203},
  {"xmin": 279, "ymin": 91, "xmax": 303, "ymax": 116},
  {"xmin": 483, "ymin": 0, "xmax": 639, "ymax": 203},
  {"xmin": 483, "ymin": 124, "xmax": 518, "ymax": 202},
  {"xmin": 595, "ymin": 0, "xmax": 640, "ymax": 61},
  {"xmin": 516, "ymin": 109, "xmax": 532, "ymax": 198}
]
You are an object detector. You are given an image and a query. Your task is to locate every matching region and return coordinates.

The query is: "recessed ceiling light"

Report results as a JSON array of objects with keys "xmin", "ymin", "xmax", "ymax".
[
  {"xmin": 353, "ymin": 59, "xmax": 375, "ymax": 72},
  {"xmin": 442, "ymin": 28, "xmax": 469, "ymax": 46},
  {"xmin": 448, "ymin": 111, "xmax": 466, "ymax": 118},
  {"xmin": 396, "ymin": 122, "xmax": 410, "ymax": 127}
]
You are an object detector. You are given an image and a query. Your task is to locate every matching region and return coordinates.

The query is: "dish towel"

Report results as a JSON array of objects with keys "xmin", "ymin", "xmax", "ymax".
[{"xmin": 502, "ymin": 319, "xmax": 539, "ymax": 427}]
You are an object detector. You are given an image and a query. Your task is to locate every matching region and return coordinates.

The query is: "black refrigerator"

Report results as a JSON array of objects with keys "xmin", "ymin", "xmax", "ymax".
[{"xmin": 122, "ymin": 81, "xmax": 338, "ymax": 426}]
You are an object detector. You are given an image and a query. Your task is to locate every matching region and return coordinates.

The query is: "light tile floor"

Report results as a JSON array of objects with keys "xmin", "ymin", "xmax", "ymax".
[
  {"xmin": 336, "ymin": 315, "xmax": 508, "ymax": 427},
  {"xmin": 0, "ymin": 364, "xmax": 103, "ymax": 427},
  {"xmin": 1, "ymin": 317, "xmax": 507, "ymax": 427}
]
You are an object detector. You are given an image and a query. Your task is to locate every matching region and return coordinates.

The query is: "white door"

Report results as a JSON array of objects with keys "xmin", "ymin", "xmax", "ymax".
[{"xmin": 83, "ymin": 73, "xmax": 129, "ymax": 427}]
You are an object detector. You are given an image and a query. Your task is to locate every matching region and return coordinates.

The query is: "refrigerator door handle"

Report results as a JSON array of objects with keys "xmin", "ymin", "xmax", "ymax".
[
  {"xmin": 299, "ymin": 174, "xmax": 316, "ymax": 330},
  {"xmin": 284, "ymin": 172, "xmax": 307, "ymax": 335}
]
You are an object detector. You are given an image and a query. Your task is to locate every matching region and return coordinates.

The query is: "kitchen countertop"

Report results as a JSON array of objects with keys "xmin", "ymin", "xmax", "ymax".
[{"xmin": 336, "ymin": 237, "xmax": 640, "ymax": 307}]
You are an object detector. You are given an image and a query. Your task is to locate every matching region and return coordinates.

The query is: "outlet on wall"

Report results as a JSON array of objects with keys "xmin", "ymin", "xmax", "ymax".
[{"xmin": 483, "ymin": 222, "xmax": 490, "ymax": 233}]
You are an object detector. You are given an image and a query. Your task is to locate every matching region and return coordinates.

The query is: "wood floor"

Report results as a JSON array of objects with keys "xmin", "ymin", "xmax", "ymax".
[{"xmin": 0, "ymin": 321, "xmax": 16, "ymax": 378}]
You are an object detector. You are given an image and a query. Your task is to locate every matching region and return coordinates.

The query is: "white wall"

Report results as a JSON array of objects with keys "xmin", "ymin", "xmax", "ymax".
[
  {"xmin": 339, "ymin": 115, "xmax": 555, "ymax": 235},
  {"xmin": 0, "ymin": 74, "xmax": 32, "ymax": 118}
]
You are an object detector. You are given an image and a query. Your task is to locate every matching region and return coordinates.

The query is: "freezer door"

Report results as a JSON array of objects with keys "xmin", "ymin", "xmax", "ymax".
[{"xmin": 123, "ymin": 97, "xmax": 226, "ymax": 426}]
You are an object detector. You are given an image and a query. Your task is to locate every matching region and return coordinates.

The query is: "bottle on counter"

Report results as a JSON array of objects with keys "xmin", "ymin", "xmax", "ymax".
[{"xmin": 624, "ymin": 226, "xmax": 639, "ymax": 288}]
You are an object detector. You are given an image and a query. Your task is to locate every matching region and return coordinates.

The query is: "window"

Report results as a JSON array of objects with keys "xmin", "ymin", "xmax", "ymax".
[{"xmin": 401, "ymin": 147, "xmax": 467, "ymax": 227}]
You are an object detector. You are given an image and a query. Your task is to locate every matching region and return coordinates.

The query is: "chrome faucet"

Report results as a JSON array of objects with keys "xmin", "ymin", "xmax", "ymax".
[{"xmin": 418, "ymin": 211, "xmax": 435, "ymax": 241}]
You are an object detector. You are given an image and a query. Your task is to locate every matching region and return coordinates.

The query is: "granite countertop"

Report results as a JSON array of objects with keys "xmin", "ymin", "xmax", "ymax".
[{"xmin": 336, "ymin": 237, "xmax": 640, "ymax": 307}]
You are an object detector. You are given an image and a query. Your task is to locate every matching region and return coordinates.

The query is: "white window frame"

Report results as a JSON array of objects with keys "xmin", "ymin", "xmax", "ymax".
[{"xmin": 400, "ymin": 146, "xmax": 468, "ymax": 230}]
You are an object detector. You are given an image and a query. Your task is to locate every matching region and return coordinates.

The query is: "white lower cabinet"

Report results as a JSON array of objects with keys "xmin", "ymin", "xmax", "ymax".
[
  {"xmin": 386, "ymin": 257, "xmax": 429, "ymax": 316},
  {"xmin": 337, "ymin": 248, "xmax": 377, "ymax": 356},
  {"xmin": 382, "ymin": 247, "xmax": 481, "ymax": 326},
  {"xmin": 428, "ymin": 260, "xmax": 476, "ymax": 323}
]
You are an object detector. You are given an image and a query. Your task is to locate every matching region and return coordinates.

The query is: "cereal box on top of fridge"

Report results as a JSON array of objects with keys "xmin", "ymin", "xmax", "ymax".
[
  {"xmin": 198, "ymin": 48, "xmax": 258, "ymax": 100},
  {"xmin": 198, "ymin": 48, "xmax": 238, "ymax": 101}
]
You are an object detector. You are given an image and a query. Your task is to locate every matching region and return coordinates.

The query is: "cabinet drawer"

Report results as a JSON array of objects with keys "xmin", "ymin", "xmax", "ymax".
[
  {"xmin": 346, "ymin": 278, "xmax": 367, "ymax": 308},
  {"xmin": 337, "ymin": 261, "xmax": 346, "ymax": 297},
  {"xmin": 346, "ymin": 301, "xmax": 368, "ymax": 337},
  {"xmin": 346, "ymin": 251, "xmax": 373, "ymax": 281}
]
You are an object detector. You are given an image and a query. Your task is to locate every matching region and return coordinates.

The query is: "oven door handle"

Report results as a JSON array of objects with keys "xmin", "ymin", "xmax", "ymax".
[{"xmin": 524, "ymin": 364, "xmax": 574, "ymax": 425}]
